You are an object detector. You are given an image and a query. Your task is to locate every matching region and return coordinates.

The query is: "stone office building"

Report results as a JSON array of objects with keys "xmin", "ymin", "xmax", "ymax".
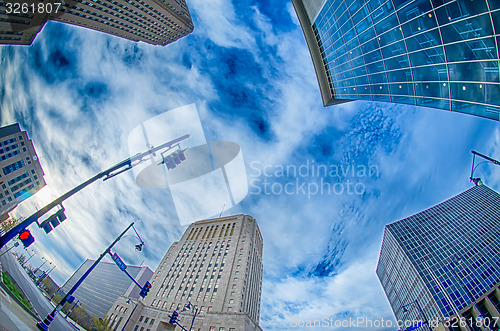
[{"xmin": 108, "ymin": 214, "xmax": 264, "ymax": 331}]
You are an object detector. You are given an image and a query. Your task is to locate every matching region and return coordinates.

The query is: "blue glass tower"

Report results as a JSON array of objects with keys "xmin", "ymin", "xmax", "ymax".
[
  {"xmin": 293, "ymin": 0, "xmax": 500, "ymax": 121},
  {"xmin": 376, "ymin": 184, "xmax": 500, "ymax": 329}
]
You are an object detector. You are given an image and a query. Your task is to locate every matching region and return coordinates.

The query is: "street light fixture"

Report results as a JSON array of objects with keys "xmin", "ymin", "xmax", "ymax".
[
  {"xmin": 183, "ymin": 302, "xmax": 200, "ymax": 331},
  {"xmin": 22, "ymin": 249, "xmax": 36, "ymax": 267},
  {"xmin": 469, "ymin": 150, "xmax": 500, "ymax": 185}
]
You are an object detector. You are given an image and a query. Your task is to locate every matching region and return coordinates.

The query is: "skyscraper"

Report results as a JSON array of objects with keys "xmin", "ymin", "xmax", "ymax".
[
  {"xmin": 61, "ymin": 259, "xmax": 153, "ymax": 319},
  {"xmin": 292, "ymin": 0, "xmax": 500, "ymax": 121},
  {"xmin": 0, "ymin": 123, "xmax": 46, "ymax": 219},
  {"xmin": 108, "ymin": 214, "xmax": 264, "ymax": 331},
  {"xmin": 0, "ymin": 0, "xmax": 194, "ymax": 46},
  {"xmin": 376, "ymin": 184, "xmax": 500, "ymax": 330}
]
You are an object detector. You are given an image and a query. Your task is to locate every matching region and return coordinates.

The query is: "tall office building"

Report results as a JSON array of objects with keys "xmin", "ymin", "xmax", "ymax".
[
  {"xmin": 293, "ymin": 0, "xmax": 500, "ymax": 121},
  {"xmin": 376, "ymin": 184, "xmax": 500, "ymax": 330},
  {"xmin": 0, "ymin": 123, "xmax": 46, "ymax": 219},
  {"xmin": 0, "ymin": 0, "xmax": 194, "ymax": 46},
  {"xmin": 108, "ymin": 214, "xmax": 264, "ymax": 331},
  {"xmin": 61, "ymin": 259, "xmax": 153, "ymax": 319}
]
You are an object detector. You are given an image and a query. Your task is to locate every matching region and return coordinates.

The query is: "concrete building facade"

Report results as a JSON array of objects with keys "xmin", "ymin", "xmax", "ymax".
[
  {"xmin": 292, "ymin": 0, "xmax": 500, "ymax": 121},
  {"xmin": 0, "ymin": 123, "xmax": 46, "ymax": 219},
  {"xmin": 61, "ymin": 259, "xmax": 153, "ymax": 319},
  {"xmin": 108, "ymin": 214, "xmax": 264, "ymax": 331},
  {"xmin": 0, "ymin": 0, "xmax": 194, "ymax": 46},
  {"xmin": 376, "ymin": 184, "xmax": 500, "ymax": 331}
]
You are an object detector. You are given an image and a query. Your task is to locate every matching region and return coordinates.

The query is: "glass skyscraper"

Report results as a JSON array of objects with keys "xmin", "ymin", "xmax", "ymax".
[
  {"xmin": 292, "ymin": 0, "xmax": 500, "ymax": 121},
  {"xmin": 61, "ymin": 259, "xmax": 153, "ymax": 319},
  {"xmin": 376, "ymin": 184, "xmax": 500, "ymax": 330}
]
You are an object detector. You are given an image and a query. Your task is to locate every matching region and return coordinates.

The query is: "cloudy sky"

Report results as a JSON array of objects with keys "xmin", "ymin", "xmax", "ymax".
[{"xmin": 1, "ymin": 0, "xmax": 500, "ymax": 330}]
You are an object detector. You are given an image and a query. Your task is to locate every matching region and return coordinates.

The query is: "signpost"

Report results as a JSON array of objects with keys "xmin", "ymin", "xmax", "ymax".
[{"xmin": 111, "ymin": 253, "xmax": 127, "ymax": 271}]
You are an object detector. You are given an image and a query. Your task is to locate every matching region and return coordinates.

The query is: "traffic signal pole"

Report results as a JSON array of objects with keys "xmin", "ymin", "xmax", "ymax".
[
  {"xmin": 0, "ymin": 134, "xmax": 189, "ymax": 248},
  {"xmin": 37, "ymin": 222, "xmax": 135, "ymax": 330}
]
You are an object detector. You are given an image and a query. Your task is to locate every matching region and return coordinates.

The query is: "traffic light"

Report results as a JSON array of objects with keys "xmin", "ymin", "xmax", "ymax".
[
  {"xmin": 19, "ymin": 230, "xmax": 34, "ymax": 248},
  {"xmin": 169, "ymin": 311, "xmax": 178, "ymax": 325},
  {"xmin": 139, "ymin": 281, "xmax": 151, "ymax": 298},
  {"xmin": 162, "ymin": 149, "xmax": 187, "ymax": 170},
  {"xmin": 39, "ymin": 208, "xmax": 67, "ymax": 234}
]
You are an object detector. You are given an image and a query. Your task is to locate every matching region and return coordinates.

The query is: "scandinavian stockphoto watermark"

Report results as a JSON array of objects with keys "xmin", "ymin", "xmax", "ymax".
[{"xmin": 249, "ymin": 160, "xmax": 379, "ymax": 198}]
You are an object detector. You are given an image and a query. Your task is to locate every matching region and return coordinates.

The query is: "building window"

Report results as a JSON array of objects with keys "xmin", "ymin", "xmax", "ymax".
[{"xmin": 116, "ymin": 317, "xmax": 123, "ymax": 329}]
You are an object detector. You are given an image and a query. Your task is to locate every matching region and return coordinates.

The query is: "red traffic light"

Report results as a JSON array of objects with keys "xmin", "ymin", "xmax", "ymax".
[
  {"xmin": 19, "ymin": 230, "xmax": 30, "ymax": 240},
  {"xmin": 19, "ymin": 230, "xmax": 34, "ymax": 248}
]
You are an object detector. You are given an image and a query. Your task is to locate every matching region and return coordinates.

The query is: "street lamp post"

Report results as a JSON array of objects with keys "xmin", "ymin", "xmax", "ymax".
[
  {"xmin": 36, "ymin": 222, "xmax": 144, "ymax": 330},
  {"xmin": 121, "ymin": 299, "xmax": 139, "ymax": 331},
  {"xmin": 21, "ymin": 250, "xmax": 35, "ymax": 267},
  {"xmin": 34, "ymin": 257, "xmax": 47, "ymax": 274},
  {"xmin": 184, "ymin": 302, "xmax": 199, "ymax": 331},
  {"xmin": 0, "ymin": 134, "xmax": 190, "ymax": 248},
  {"xmin": 37, "ymin": 265, "xmax": 56, "ymax": 286},
  {"xmin": 65, "ymin": 299, "xmax": 79, "ymax": 319}
]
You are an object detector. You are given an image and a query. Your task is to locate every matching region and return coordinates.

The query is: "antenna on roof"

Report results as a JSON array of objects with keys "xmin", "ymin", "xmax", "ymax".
[
  {"xmin": 219, "ymin": 204, "xmax": 225, "ymax": 218},
  {"xmin": 469, "ymin": 150, "xmax": 500, "ymax": 186}
]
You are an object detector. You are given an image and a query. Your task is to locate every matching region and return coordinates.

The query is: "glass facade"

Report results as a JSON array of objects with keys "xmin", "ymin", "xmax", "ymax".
[
  {"xmin": 376, "ymin": 185, "xmax": 500, "ymax": 328},
  {"xmin": 295, "ymin": 0, "xmax": 500, "ymax": 121},
  {"xmin": 61, "ymin": 259, "xmax": 147, "ymax": 319}
]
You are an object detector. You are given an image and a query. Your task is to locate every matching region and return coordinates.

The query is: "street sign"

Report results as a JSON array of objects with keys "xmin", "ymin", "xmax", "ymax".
[{"xmin": 112, "ymin": 253, "xmax": 127, "ymax": 271}]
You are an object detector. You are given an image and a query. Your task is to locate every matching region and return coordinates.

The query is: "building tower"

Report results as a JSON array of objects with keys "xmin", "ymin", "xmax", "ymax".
[
  {"xmin": 108, "ymin": 214, "xmax": 264, "ymax": 331},
  {"xmin": 0, "ymin": 0, "xmax": 194, "ymax": 46},
  {"xmin": 61, "ymin": 259, "xmax": 153, "ymax": 320},
  {"xmin": 292, "ymin": 0, "xmax": 500, "ymax": 121},
  {"xmin": 376, "ymin": 184, "xmax": 500, "ymax": 331},
  {"xmin": 0, "ymin": 123, "xmax": 46, "ymax": 219}
]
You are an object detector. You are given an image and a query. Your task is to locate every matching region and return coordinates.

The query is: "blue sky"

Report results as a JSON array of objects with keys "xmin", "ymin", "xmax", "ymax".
[{"xmin": 1, "ymin": 0, "xmax": 500, "ymax": 330}]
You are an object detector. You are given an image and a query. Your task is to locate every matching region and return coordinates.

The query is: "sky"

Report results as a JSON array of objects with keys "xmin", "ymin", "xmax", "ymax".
[{"xmin": 1, "ymin": 0, "xmax": 500, "ymax": 330}]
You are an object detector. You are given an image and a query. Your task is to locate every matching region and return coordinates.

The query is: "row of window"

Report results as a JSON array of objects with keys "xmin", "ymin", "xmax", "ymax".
[
  {"xmin": 75, "ymin": 1, "xmax": 171, "ymax": 38},
  {"xmin": 7, "ymin": 171, "xmax": 29, "ymax": 186},
  {"xmin": 0, "ymin": 137, "xmax": 17, "ymax": 147},
  {"xmin": 2, "ymin": 160, "xmax": 25, "ymax": 175}
]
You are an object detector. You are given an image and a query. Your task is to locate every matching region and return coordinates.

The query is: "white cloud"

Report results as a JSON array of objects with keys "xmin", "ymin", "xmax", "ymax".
[
  {"xmin": 189, "ymin": 0, "xmax": 256, "ymax": 49},
  {"xmin": 1, "ymin": 1, "xmax": 500, "ymax": 329}
]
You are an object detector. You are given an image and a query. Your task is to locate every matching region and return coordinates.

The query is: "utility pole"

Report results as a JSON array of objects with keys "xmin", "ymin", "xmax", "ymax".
[{"xmin": 0, "ymin": 134, "xmax": 189, "ymax": 248}]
